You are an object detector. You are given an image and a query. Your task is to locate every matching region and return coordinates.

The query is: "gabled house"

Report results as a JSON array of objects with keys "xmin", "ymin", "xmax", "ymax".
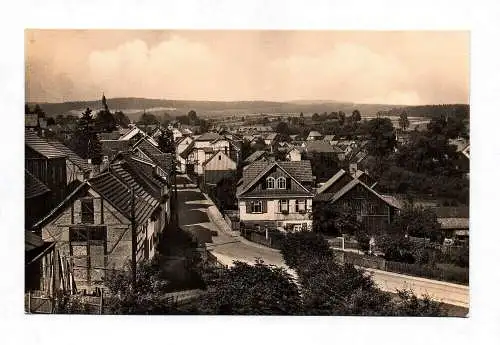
[
  {"xmin": 33, "ymin": 154, "xmax": 172, "ymax": 292},
  {"xmin": 176, "ymin": 136, "xmax": 194, "ymax": 173},
  {"xmin": 314, "ymin": 169, "xmax": 400, "ymax": 234},
  {"xmin": 47, "ymin": 139, "xmax": 93, "ymax": 182},
  {"xmin": 236, "ymin": 160, "xmax": 315, "ymax": 232},
  {"xmin": 306, "ymin": 131, "xmax": 323, "ymax": 141},
  {"xmin": 180, "ymin": 132, "xmax": 230, "ymax": 175},
  {"xmin": 264, "ymin": 132, "xmax": 278, "ymax": 146},
  {"xmin": 286, "ymin": 147, "xmax": 302, "ymax": 162},
  {"xmin": 202, "ymin": 150, "xmax": 237, "ymax": 187},
  {"xmin": 25, "ymin": 130, "xmax": 68, "ymax": 205},
  {"xmin": 25, "ymin": 170, "xmax": 52, "ymax": 229}
]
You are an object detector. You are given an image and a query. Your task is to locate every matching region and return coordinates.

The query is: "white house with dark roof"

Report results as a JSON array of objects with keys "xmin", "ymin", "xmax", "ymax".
[
  {"xmin": 236, "ymin": 160, "xmax": 315, "ymax": 232},
  {"xmin": 180, "ymin": 132, "xmax": 230, "ymax": 175}
]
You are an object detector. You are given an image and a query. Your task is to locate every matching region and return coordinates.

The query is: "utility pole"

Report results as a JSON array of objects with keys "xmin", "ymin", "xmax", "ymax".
[{"xmin": 130, "ymin": 188, "xmax": 137, "ymax": 291}]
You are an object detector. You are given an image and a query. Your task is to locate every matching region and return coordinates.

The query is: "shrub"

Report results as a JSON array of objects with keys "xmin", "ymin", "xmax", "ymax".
[{"xmin": 280, "ymin": 231, "xmax": 333, "ymax": 269}]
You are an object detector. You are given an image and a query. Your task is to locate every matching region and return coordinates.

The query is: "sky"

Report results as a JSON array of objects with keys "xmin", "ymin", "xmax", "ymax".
[{"xmin": 25, "ymin": 30, "xmax": 470, "ymax": 105}]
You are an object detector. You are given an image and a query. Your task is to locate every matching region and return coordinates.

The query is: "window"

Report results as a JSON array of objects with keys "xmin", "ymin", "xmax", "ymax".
[
  {"xmin": 251, "ymin": 201, "xmax": 263, "ymax": 213},
  {"xmin": 81, "ymin": 198, "xmax": 94, "ymax": 224},
  {"xmin": 280, "ymin": 200, "xmax": 289, "ymax": 213},
  {"xmin": 295, "ymin": 199, "xmax": 306, "ymax": 213},
  {"xmin": 277, "ymin": 177, "xmax": 286, "ymax": 189},
  {"xmin": 266, "ymin": 177, "xmax": 275, "ymax": 189},
  {"xmin": 218, "ymin": 155, "xmax": 221, "ymax": 160}
]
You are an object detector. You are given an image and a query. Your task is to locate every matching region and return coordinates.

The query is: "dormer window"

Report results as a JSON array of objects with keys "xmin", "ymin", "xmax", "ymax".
[
  {"xmin": 266, "ymin": 177, "xmax": 275, "ymax": 189},
  {"xmin": 277, "ymin": 177, "xmax": 286, "ymax": 189}
]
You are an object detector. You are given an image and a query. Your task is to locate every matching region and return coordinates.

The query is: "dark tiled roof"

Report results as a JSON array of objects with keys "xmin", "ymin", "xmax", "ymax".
[
  {"xmin": 277, "ymin": 161, "xmax": 314, "ymax": 182},
  {"xmin": 98, "ymin": 131, "xmax": 121, "ymax": 140},
  {"xmin": 89, "ymin": 172, "xmax": 158, "ymax": 225},
  {"xmin": 316, "ymin": 169, "xmax": 348, "ymax": 194},
  {"xmin": 25, "ymin": 130, "xmax": 66, "ymax": 159},
  {"xmin": 179, "ymin": 141, "xmax": 195, "ymax": 159},
  {"xmin": 150, "ymin": 153, "xmax": 175, "ymax": 175},
  {"xmin": 196, "ymin": 132, "xmax": 223, "ymax": 142},
  {"xmin": 25, "ymin": 170, "xmax": 51, "ymax": 199},
  {"xmin": 101, "ymin": 140, "xmax": 131, "ymax": 158},
  {"xmin": 244, "ymin": 150, "xmax": 267, "ymax": 163},
  {"xmin": 47, "ymin": 140, "xmax": 92, "ymax": 173},
  {"xmin": 304, "ymin": 141, "xmax": 335, "ymax": 153},
  {"xmin": 134, "ymin": 137, "xmax": 163, "ymax": 157},
  {"xmin": 237, "ymin": 160, "xmax": 313, "ymax": 197},
  {"xmin": 244, "ymin": 189, "xmax": 314, "ymax": 198}
]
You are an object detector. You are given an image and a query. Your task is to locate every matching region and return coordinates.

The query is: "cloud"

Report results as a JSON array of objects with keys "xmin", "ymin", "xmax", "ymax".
[{"xmin": 25, "ymin": 31, "xmax": 470, "ymax": 105}]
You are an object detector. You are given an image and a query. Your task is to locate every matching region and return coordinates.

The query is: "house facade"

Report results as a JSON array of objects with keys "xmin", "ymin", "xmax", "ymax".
[
  {"xmin": 181, "ymin": 133, "xmax": 231, "ymax": 175},
  {"xmin": 176, "ymin": 136, "xmax": 194, "ymax": 173},
  {"xmin": 314, "ymin": 169, "xmax": 400, "ymax": 234},
  {"xmin": 236, "ymin": 160, "xmax": 315, "ymax": 232},
  {"xmin": 33, "ymin": 157, "xmax": 171, "ymax": 292},
  {"xmin": 202, "ymin": 150, "xmax": 237, "ymax": 187}
]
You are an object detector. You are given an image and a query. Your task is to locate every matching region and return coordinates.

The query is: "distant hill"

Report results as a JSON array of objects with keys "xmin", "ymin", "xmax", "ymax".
[{"xmin": 28, "ymin": 98, "xmax": 469, "ymax": 123}]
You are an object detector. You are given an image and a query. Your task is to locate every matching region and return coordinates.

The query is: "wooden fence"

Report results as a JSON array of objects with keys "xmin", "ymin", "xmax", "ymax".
[
  {"xmin": 25, "ymin": 290, "xmax": 104, "ymax": 314},
  {"xmin": 334, "ymin": 249, "xmax": 468, "ymax": 285}
]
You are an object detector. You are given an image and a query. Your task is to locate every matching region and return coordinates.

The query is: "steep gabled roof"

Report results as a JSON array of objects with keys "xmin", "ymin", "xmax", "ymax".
[
  {"xmin": 179, "ymin": 141, "xmax": 196, "ymax": 159},
  {"xmin": 316, "ymin": 169, "xmax": 347, "ymax": 194},
  {"xmin": 101, "ymin": 139, "xmax": 132, "ymax": 158},
  {"xmin": 244, "ymin": 150, "xmax": 267, "ymax": 163},
  {"xmin": 202, "ymin": 150, "xmax": 236, "ymax": 168},
  {"xmin": 133, "ymin": 136, "xmax": 163, "ymax": 157},
  {"xmin": 25, "ymin": 130, "xmax": 66, "ymax": 159},
  {"xmin": 47, "ymin": 140, "xmax": 92, "ymax": 173},
  {"xmin": 25, "ymin": 170, "xmax": 51, "ymax": 199},
  {"xmin": 236, "ymin": 160, "xmax": 313, "ymax": 197}
]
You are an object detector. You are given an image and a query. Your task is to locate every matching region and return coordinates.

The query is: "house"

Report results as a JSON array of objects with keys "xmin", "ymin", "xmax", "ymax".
[
  {"xmin": 306, "ymin": 131, "xmax": 323, "ymax": 141},
  {"xmin": 433, "ymin": 207, "xmax": 469, "ymax": 240},
  {"xmin": 47, "ymin": 139, "xmax": 93, "ymax": 182},
  {"xmin": 25, "ymin": 170, "xmax": 52, "ymax": 229},
  {"xmin": 176, "ymin": 136, "xmax": 194, "ymax": 173},
  {"xmin": 236, "ymin": 160, "xmax": 315, "ymax": 232},
  {"xmin": 323, "ymin": 135, "xmax": 336, "ymax": 145},
  {"xmin": 180, "ymin": 132, "xmax": 230, "ymax": 175},
  {"xmin": 97, "ymin": 131, "xmax": 122, "ymax": 141},
  {"xmin": 264, "ymin": 132, "xmax": 278, "ymax": 146},
  {"xmin": 25, "ymin": 130, "xmax": 68, "ymax": 205},
  {"xmin": 33, "ymin": 154, "xmax": 172, "ymax": 292},
  {"xmin": 25, "ymin": 114, "xmax": 39, "ymax": 128},
  {"xmin": 100, "ymin": 139, "xmax": 132, "ymax": 168},
  {"xmin": 314, "ymin": 169, "xmax": 400, "ymax": 234},
  {"xmin": 25, "ymin": 231, "xmax": 56, "ymax": 293},
  {"xmin": 202, "ymin": 150, "xmax": 237, "ymax": 187},
  {"xmin": 286, "ymin": 147, "xmax": 302, "ymax": 162}
]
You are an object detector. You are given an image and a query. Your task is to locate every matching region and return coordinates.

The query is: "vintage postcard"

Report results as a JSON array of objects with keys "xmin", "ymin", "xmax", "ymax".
[{"xmin": 24, "ymin": 30, "xmax": 469, "ymax": 316}]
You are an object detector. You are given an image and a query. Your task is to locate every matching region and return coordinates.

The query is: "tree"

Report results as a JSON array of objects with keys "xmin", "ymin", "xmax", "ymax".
[
  {"xmin": 197, "ymin": 260, "xmax": 302, "ymax": 315},
  {"xmin": 312, "ymin": 113, "xmax": 320, "ymax": 122},
  {"xmin": 398, "ymin": 111, "xmax": 410, "ymax": 132},
  {"xmin": 113, "ymin": 111, "xmax": 130, "ymax": 127},
  {"xmin": 33, "ymin": 104, "xmax": 46, "ymax": 118},
  {"xmin": 312, "ymin": 203, "xmax": 361, "ymax": 236},
  {"xmin": 187, "ymin": 110, "xmax": 198, "ymax": 125},
  {"xmin": 366, "ymin": 117, "xmax": 397, "ymax": 157},
  {"xmin": 215, "ymin": 175, "xmax": 238, "ymax": 211},
  {"xmin": 138, "ymin": 112, "xmax": 159, "ymax": 126},
  {"xmin": 262, "ymin": 117, "xmax": 270, "ymax": 125},
  {"xmin": 338, "ymin": 111, "xmax": 346, "ymax": 125},
  {"xmin": 240, "ymin": 139, "xmax": 254, "ymax": 162},
  {"xmin": 253, "ymin": 137, "xmax": 267, "ymax": 151},
  {"xmin": 158, "ymin": 129, "xmax": 176, "ymax": 154},
  {"xmin": 390, "ymin": 203, "xmax": 442, "ymax": 242},
  {"xmin": 352, "ymin": 109, "xmax": 362, "ymax": 122},
  {"xmin": 276, "ymin": 121, "xmax": 290, "ymax": 136}
]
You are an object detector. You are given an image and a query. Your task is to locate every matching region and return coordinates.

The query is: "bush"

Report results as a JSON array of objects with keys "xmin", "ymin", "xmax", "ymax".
[{"xmin": 280, "ymin": 231, "xmax": 333, "ymax": 269}]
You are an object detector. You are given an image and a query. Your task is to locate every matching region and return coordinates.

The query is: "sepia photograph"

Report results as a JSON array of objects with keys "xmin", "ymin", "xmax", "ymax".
[{"xmin": 24, "ymin": 29, "xmax": 469, "ymax": 317}]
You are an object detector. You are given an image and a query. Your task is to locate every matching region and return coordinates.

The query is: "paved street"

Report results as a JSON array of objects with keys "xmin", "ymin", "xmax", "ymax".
[
  {"xmin": 175, "ymin": 176, "xmax": 286, "ymax": 269},
  {"xmin": 174, "ymin": 175, "xmax": 469, "ymax": 309}
]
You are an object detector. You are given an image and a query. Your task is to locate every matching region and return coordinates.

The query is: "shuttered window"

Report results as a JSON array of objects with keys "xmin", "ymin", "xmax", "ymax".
[
  {"xmin": 295, "ymin": 199, "xmax": 306, "ymax": 212},
  {"xmin": 280, "ymin": 200, "xmax": 289, "ymax": 212},
  {"xmin": 251, "ymin": 201, "xmax": 263, "ymax": 213}
]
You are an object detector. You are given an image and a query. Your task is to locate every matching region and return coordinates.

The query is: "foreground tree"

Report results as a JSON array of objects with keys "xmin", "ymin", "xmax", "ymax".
[
  {"xmin": 366, "ymin": 117, "xmax": 397, "ymax": 157},
  {"xmin": 197, "ymin": 260, "xmax": 302, "ymax": 315},
  {"xmin": 312, "ymin": 203, "xmax": 360, "ymax": 237},
  {"xmin": 352, "ymin": 109, "xmax": 362, "ymax": 122},
  {"xmin": 68, "ymin": 108, "xmax": 103, "ymax": 164}
]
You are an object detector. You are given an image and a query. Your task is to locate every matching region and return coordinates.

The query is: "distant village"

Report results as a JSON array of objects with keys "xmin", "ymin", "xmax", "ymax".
[{"xmin": 24, "ymin": 96, "xmax": 470, "ymax": 315}]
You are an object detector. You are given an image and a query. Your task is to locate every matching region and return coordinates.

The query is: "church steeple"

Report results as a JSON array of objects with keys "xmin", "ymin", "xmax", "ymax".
[{"xmin": 102, "ymin": 93, "xmax": 109, "ymax": 112}]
